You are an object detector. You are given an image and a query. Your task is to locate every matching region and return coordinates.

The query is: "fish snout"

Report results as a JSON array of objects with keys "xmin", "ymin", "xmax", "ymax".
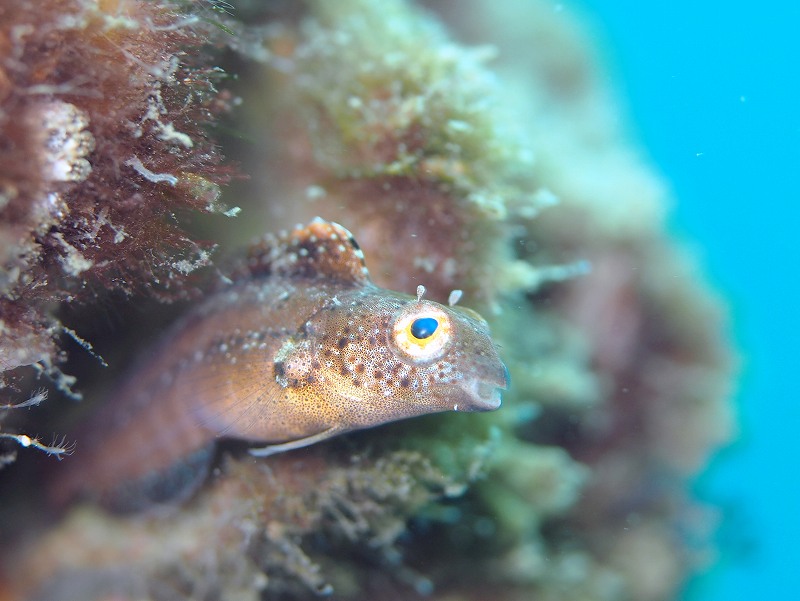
[{"xmin": 458, "ymin": 360, "xmax": 509, "ymax": 412}]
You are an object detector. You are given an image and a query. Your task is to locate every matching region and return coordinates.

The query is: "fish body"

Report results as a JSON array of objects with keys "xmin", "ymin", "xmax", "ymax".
[{"xmin": 51, "ymin": 219, "xmax": 507, "ymax": 509}]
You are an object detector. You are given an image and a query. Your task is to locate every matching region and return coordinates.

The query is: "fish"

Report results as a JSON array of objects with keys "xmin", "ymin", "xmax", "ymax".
[{"xmin": 49, "ymin": 219, "xmax": 508, "ymax": 510}]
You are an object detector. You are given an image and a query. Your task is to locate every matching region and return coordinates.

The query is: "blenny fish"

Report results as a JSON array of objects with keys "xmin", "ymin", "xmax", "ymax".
[{"xmin": 50, "ymin": 219, "xmax": 507, "ymax": 510}]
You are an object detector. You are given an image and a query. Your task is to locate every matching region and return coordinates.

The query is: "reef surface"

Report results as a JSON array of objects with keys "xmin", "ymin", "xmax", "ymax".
[{"xmin": 0, "ymin": 1, "xmax": 734, "ymax": 600}]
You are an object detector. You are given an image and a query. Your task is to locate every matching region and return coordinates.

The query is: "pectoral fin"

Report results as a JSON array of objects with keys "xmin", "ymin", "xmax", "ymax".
[
  {"xmin": 249, "ymin": 427, "xmax": 344, "ymax": 457},
  {"xmin": 103, "ymin": 444, "xmax": 215, "ymax": 512}
]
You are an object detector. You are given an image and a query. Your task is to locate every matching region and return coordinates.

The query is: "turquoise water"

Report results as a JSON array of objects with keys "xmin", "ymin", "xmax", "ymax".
[{"xmin": 579, "ymin": 1, "xmax": 800, "ymax": 599}]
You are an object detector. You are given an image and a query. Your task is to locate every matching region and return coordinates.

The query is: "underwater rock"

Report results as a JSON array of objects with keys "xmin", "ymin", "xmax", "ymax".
[
  {"xmin": 0, "ymin": 1, "xmax": 735, "ymax": 600},
  {"xmin": 0, "ymin": 0, "xmax": 234, "ymax": 404}
]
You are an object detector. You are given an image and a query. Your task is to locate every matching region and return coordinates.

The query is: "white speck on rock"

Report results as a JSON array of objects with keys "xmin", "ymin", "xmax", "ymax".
[{"xmin": 38, "ymin": 101, "xmax": 95, "ymax": 182}]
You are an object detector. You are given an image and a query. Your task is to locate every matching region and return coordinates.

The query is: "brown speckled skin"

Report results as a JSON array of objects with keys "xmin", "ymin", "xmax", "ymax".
[{"xmin": 51, "ymin": 220, "xmax": 507, "ymax": 508}]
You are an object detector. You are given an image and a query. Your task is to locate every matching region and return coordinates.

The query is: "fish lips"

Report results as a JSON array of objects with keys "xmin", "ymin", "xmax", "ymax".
[{"xmin": 452, "ymin": 361, "xmax": 509, "ymax": 412}]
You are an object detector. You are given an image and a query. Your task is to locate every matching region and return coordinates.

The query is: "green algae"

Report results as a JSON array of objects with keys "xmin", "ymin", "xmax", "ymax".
[{"xmin": 298, "ymin": 0, "xmax": 524, "ymax": 194}]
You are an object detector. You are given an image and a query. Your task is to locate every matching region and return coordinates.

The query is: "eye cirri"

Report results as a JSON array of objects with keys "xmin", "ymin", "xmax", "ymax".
[{"xmin": 392, "ymin": 303, "xmax": 452, "ymax": 362}]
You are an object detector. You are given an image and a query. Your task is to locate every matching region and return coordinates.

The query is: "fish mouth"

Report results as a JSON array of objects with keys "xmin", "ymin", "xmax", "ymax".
[{"xmin": 458, "ymin": 362, "xmax": 509, "ymax": 412}]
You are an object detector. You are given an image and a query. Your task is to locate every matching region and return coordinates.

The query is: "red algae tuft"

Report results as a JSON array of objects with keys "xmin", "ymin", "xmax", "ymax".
[{"xmin": 0, "ymin": 0, "xmax": 236, "ymax": 402}]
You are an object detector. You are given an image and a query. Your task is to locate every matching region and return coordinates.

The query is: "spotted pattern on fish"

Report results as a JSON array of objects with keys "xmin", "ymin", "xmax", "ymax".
[{"xmin": 50, "ymin": 219, "xmax": 508, "ymax": 510}]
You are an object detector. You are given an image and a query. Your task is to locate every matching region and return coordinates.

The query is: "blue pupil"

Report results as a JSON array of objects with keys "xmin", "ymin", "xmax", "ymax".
[{"xmin": 410, "ymin": 317, "xmax": 438, "ymax": 339}]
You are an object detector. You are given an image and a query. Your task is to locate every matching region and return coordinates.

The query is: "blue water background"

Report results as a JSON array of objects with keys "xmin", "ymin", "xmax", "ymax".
[{"xmin": 575, "ymin": 1, "xmax": 800, "ymax": 599}]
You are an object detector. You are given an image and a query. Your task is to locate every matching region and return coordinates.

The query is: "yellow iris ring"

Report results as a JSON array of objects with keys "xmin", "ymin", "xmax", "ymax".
[{"xmin": 392, "ymin": 305, "xmax": 452, "ymax": 361}]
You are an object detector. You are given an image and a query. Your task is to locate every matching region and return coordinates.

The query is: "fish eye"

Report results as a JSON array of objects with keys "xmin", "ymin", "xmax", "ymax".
[
  {"xmin": 410, "ymin": 317, "xmax": 438, "ymax": 340},
  {"xmin": 392, "ymin": 305, "xmax": 452, "ymax": 362}
]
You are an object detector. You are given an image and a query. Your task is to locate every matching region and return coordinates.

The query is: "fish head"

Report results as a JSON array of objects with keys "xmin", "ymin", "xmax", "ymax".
[{"xmin": 304, "ymin": 286, "xmax": 508, "ymax": 431}]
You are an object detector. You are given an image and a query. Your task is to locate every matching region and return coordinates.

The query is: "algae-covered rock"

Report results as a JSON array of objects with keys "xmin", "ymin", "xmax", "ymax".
[
  {"xmin": 0, "ymin": 0, "xmax": 235, "ymax": 405},
  {"xmin": 0, "ymin": 1, "xmax": 735, "ymax": 600}
]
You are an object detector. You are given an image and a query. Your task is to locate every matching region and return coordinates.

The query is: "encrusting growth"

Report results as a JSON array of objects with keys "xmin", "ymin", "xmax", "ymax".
[
  {"xmin": 0, "ymin": 0, "xmax": 236, "ymax": 406},
  {"xmin": 0, "ymin": 1, "xmax": 735, "ymax": 600}
]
